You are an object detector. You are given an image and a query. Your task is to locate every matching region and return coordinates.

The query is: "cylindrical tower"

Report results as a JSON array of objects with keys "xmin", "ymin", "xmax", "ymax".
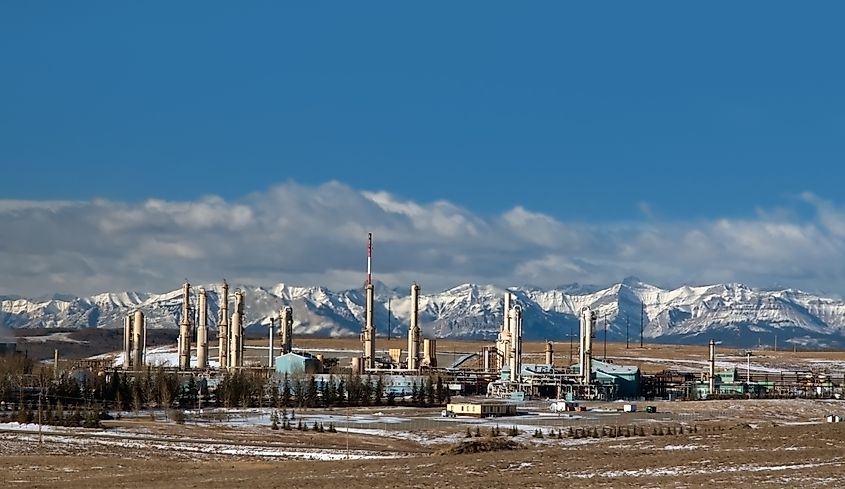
[
  {"xmin": 497, "ymin": 292, "xmax": 513, "ymax": 372},
  {"xmin": 508, "ymin": 306, "xmax": 523, "ymax": 382},
  {"xmin": 178, "ymin": 281, "xmax": 192, "ymax": 370},
  {"xmin": 422, "ymin": 338, "xmax": 437, "ymax": 367},
  {"xmin": 545, "ymin": 341, "xmax": 554, "ymax": 366},
  {"xmin": 408, "ymin": 283, "xmax": 421, "ymax": 370},
  {"xmin": 268, "ymin": 316, "xmax": 275, "ymax": 367},
  {"xmin": 708, "ymin": 339, "xmax": 716, "ymax": 396},
  {"xmin": 217, "ymin": 281, "xmax": 229, "ymax": 369},
  {"xmin": 363, "ymin": 284, "xmax": 376, "ymax": 369},
  {"xmin": 281, "ymin": 306, "xmax": 293, "ymax": 354},
  {"xmin": 196, "ymin": 287, "xmax": 208, "ymax": 369},
  {"xmin": 361, "ymin": 233, "xmax": 376, "ymax": 370},
  {"xmin": 123, "ymin": 314, "xmax": 132, "ymax": 370},
  {"xmin": 132, "ymin": 309, "xmax": 145, "ymax": 368},
  {"xmin": 482, "ymin": 346, "xmax": 493, "ymax": 372},
  {"xmin": 581, "ymin": 307, "xmax": 594, "ymax": 385},
  {"xmin": 229, "ymin": 290, "xmax": 244, "ymax": 369}
]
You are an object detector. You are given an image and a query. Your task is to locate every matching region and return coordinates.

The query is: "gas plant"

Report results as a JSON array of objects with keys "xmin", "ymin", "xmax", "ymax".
[{"xmin": 117, "ymin": 232, "xmax": 643, "ymax": 401}]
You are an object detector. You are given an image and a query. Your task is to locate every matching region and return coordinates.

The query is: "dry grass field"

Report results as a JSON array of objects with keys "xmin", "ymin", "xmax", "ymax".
[
  {"xmin": 3, "ymin": 413, "xmax": 845, "ymax": 488},
  {"xmin": 4, "ymin": 336, "xmax": 845, "ymax": 487}
]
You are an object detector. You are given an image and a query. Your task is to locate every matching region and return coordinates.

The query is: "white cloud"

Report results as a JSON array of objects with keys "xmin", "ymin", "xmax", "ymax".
[{"xmin": 1, "ymin": 182, "xmax": 845, "ymax": 297}]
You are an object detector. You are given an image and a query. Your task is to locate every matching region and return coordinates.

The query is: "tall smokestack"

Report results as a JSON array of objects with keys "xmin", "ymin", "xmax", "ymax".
[
  {"xmin": 196, "ymin": 287, "xmax": 208, "ymax": 369},
  {"xmin": 178, "ymin": 281, "xmax": 192, "ymax": 370},
  {"xmin": 709, "ymin": 339, "xmax": 716, "ymax": 396},
  {"xmin": 581, "ymin": 307, "xmax": 594, "ymax": 385},
  {"xmin": 545, "ymin": 341, "xmax": 553, "ymax": 366},
  {"xmin": 218, "ymin": 281, "xmax": 229, "ymax": 370},
  {"xmin": 367, "ymin": 232, "xmax": 373, "ymax": 286},
  {"xmin": 408, "ymin": 283, "xmax": 421, "ymax": 369},
  {"xmin": 362, "ymin": 233, "xmax": 376, "ymax": 370}
]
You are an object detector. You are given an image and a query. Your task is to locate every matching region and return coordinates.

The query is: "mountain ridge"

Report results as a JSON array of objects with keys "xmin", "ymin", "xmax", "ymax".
[{"xmin": 2, "ymin": 279, "xmax": 845, "ymax": 348}]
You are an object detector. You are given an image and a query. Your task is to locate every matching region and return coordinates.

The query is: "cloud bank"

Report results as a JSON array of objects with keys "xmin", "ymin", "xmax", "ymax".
[{"xmin": 1, "ymin": 181, "xmax": 843, "ymax": 297}]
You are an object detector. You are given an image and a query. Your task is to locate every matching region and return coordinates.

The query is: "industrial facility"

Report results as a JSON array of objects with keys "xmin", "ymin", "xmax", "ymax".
[
  {"xmin": 101, "ymin": 232, "xmax": 845, "ymax": 408},
  {"xmin": 108, "ymin": 232, "xmax": 649, "ymax": 406}
]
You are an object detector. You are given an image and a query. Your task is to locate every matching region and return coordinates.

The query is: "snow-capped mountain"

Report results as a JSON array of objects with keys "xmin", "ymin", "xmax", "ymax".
[{"xmin": 2, "ymin": 278, "xmax": 845, "ymax": 348}]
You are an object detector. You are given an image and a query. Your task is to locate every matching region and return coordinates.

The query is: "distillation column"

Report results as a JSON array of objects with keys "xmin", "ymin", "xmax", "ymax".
[
  {"xmin": 581, "ymin": 307, "xmax": 594, "ymax": 385},
  {"xmin": 196, "ymin": 287, "xmax": 208, "ymax": 369},
  {"xmin": 229, "ymin": 290, "xmax": 245, "ymax": 369},
  {"xmin": 422, "ymin": 338, "xmax": 437, "ymax": 367},
  {"xmin": 178, "ymin": 281, "xmax": 192, "ymax": 370},
  {"xmin": 407, "ymin": 283, "xmax": 421, "ymax": 370},
  {"xmin": 508, "ymin": 305, "xmax": 523, "ymax": 382},
  {"xmin": 280, "ymin": 306, "xmax": 293, "ymax": 354},
  {"xmin": 123, "ymin": 314, "xmax": 132, "ymax": 370},
  {"xmin": 132, "ymin": 309, "xmax": 145, "ymax": 368},
  {"xmin": 496, "ymin": 292, "xmax": 512, "ymax": 371},
  {"xmin": 545, "ymin": 341, "xmax": 554, "ymax": 365},
  {"xmin": 268, "ymin": 316, "xmax": 275, "ymax": 367},
  {"xmin": 708, "ymin": 339, "xmax": 716, "ymax": 396},
  {"xmin": 218, "ymin": 281, "xmax": 229, "ymax": 370}
]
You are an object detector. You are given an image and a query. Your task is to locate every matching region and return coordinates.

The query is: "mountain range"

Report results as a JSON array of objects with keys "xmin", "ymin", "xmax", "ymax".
[{"xmin": 2, "ymin": 278, "xmax": 845, "ymax": 348}]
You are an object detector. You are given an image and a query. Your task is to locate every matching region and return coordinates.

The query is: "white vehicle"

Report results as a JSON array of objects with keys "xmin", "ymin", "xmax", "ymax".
[
  {"xmin": 550, "ymin": 401, "xmax": 577, "ymax": 413},
  {"xmin": 441, "ymin": 409, "xmax": 456, "ymax": 418}
]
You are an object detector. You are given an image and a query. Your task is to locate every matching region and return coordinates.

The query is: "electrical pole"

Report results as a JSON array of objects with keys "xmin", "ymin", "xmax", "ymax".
[
  {"xmin": 640, "ymin": 302, "xmax": 644, "ymax": 348},
  {"xmin": 387, "ymin": 297, "xmax": 391, "ymax": 341},
  {"xmin": 626, "ymin": 315, "xmax": 629, "ymax": 349},
  {"xmin": 569, "ymin": 324, "xmax": 573, "ymax": 365},
  {"xmin": 38, "ymin": 370, "xmax": 44, "ymax": 447},
  {"xmin": 603, "ymin": 313, "xmax": 607, "ymax": 360}
]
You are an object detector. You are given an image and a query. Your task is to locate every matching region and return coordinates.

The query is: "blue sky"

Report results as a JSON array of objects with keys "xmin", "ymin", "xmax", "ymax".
[
  {"xmin": 2, "ymin": 3, "xmax": 845, "ymax": 296},
  {"xmin": 3, "ymin": 3, "xmax": 843, "ymax": 220}
]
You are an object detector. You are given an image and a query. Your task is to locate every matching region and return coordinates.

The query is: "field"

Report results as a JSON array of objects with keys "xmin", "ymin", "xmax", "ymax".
[
  {"xmin": 2, "ymin": 399, "xmax": 845, "ymax": 488},
  {"xmin": 3, "ymin": 336, "xmax": 845, "ymax": 487}
]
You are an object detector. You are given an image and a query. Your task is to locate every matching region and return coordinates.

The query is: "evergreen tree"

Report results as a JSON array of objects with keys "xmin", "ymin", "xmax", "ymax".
[
  {"xmin": 318, "ymin": 378, "xmax": 329, "ymax": 406},
  {"xmin": 324, "ymin": 376, "xmax": 337, "ymax": 407},
  {"xmin": 425, "ymin": 378, "xmax": 435, "ymax": 406},
  {"xmin": 293, "ymin": 378, "xmax": 306, "ymax": 408},
  {"xmin": 435, "ymin": 376, "xmax": 445, "ymax": 404},
  {"xmin": 336, "ymin": 378, "xmax": 347, "ymax": 405},
  {"xmin": 373, "ymin": 376, "xmax": 384, "ymax": 406},
  {"xmin": 270, "ymin": 382, "xmax": 280, "ymax": 409},
  {"xmin": 281, "ymin": 373, "xmax": 292, "ymax": 407},
  {"xmin": 410, "ymin": 382, "xmax": 419, "ymax": 406},
  {"xmin": 305, "ymin": 377, "xmax": 318, "ymax": 408}
]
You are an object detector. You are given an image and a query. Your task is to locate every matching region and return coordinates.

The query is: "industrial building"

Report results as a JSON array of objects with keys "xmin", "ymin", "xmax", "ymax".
[
  {"xmin": 570, "ymin": 359, "xmax": 641, "ymax": 399},
  {"xmin": 446, "ymin": 400, "xmax": 517, "ymax": 417},
  {"xmin": 274, "ymin": 352, "xmax": 324, "ymax": 376}
]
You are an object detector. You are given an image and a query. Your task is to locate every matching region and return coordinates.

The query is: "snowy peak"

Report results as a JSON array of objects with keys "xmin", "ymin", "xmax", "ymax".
[{"xmin": 3, "ymin": 280, "xmax": 845, "ymax": 348}]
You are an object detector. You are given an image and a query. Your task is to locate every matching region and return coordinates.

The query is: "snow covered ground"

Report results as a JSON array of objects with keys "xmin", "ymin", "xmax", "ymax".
[{"xmin": 106, "ymin": 346, "xmax": 221, "ymax": 369}]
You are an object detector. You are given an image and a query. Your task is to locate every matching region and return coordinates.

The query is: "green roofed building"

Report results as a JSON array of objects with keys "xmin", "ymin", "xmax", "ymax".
[{"xmin": 274, "ymin": 352, "xmax": 323, "ymax": 376}]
